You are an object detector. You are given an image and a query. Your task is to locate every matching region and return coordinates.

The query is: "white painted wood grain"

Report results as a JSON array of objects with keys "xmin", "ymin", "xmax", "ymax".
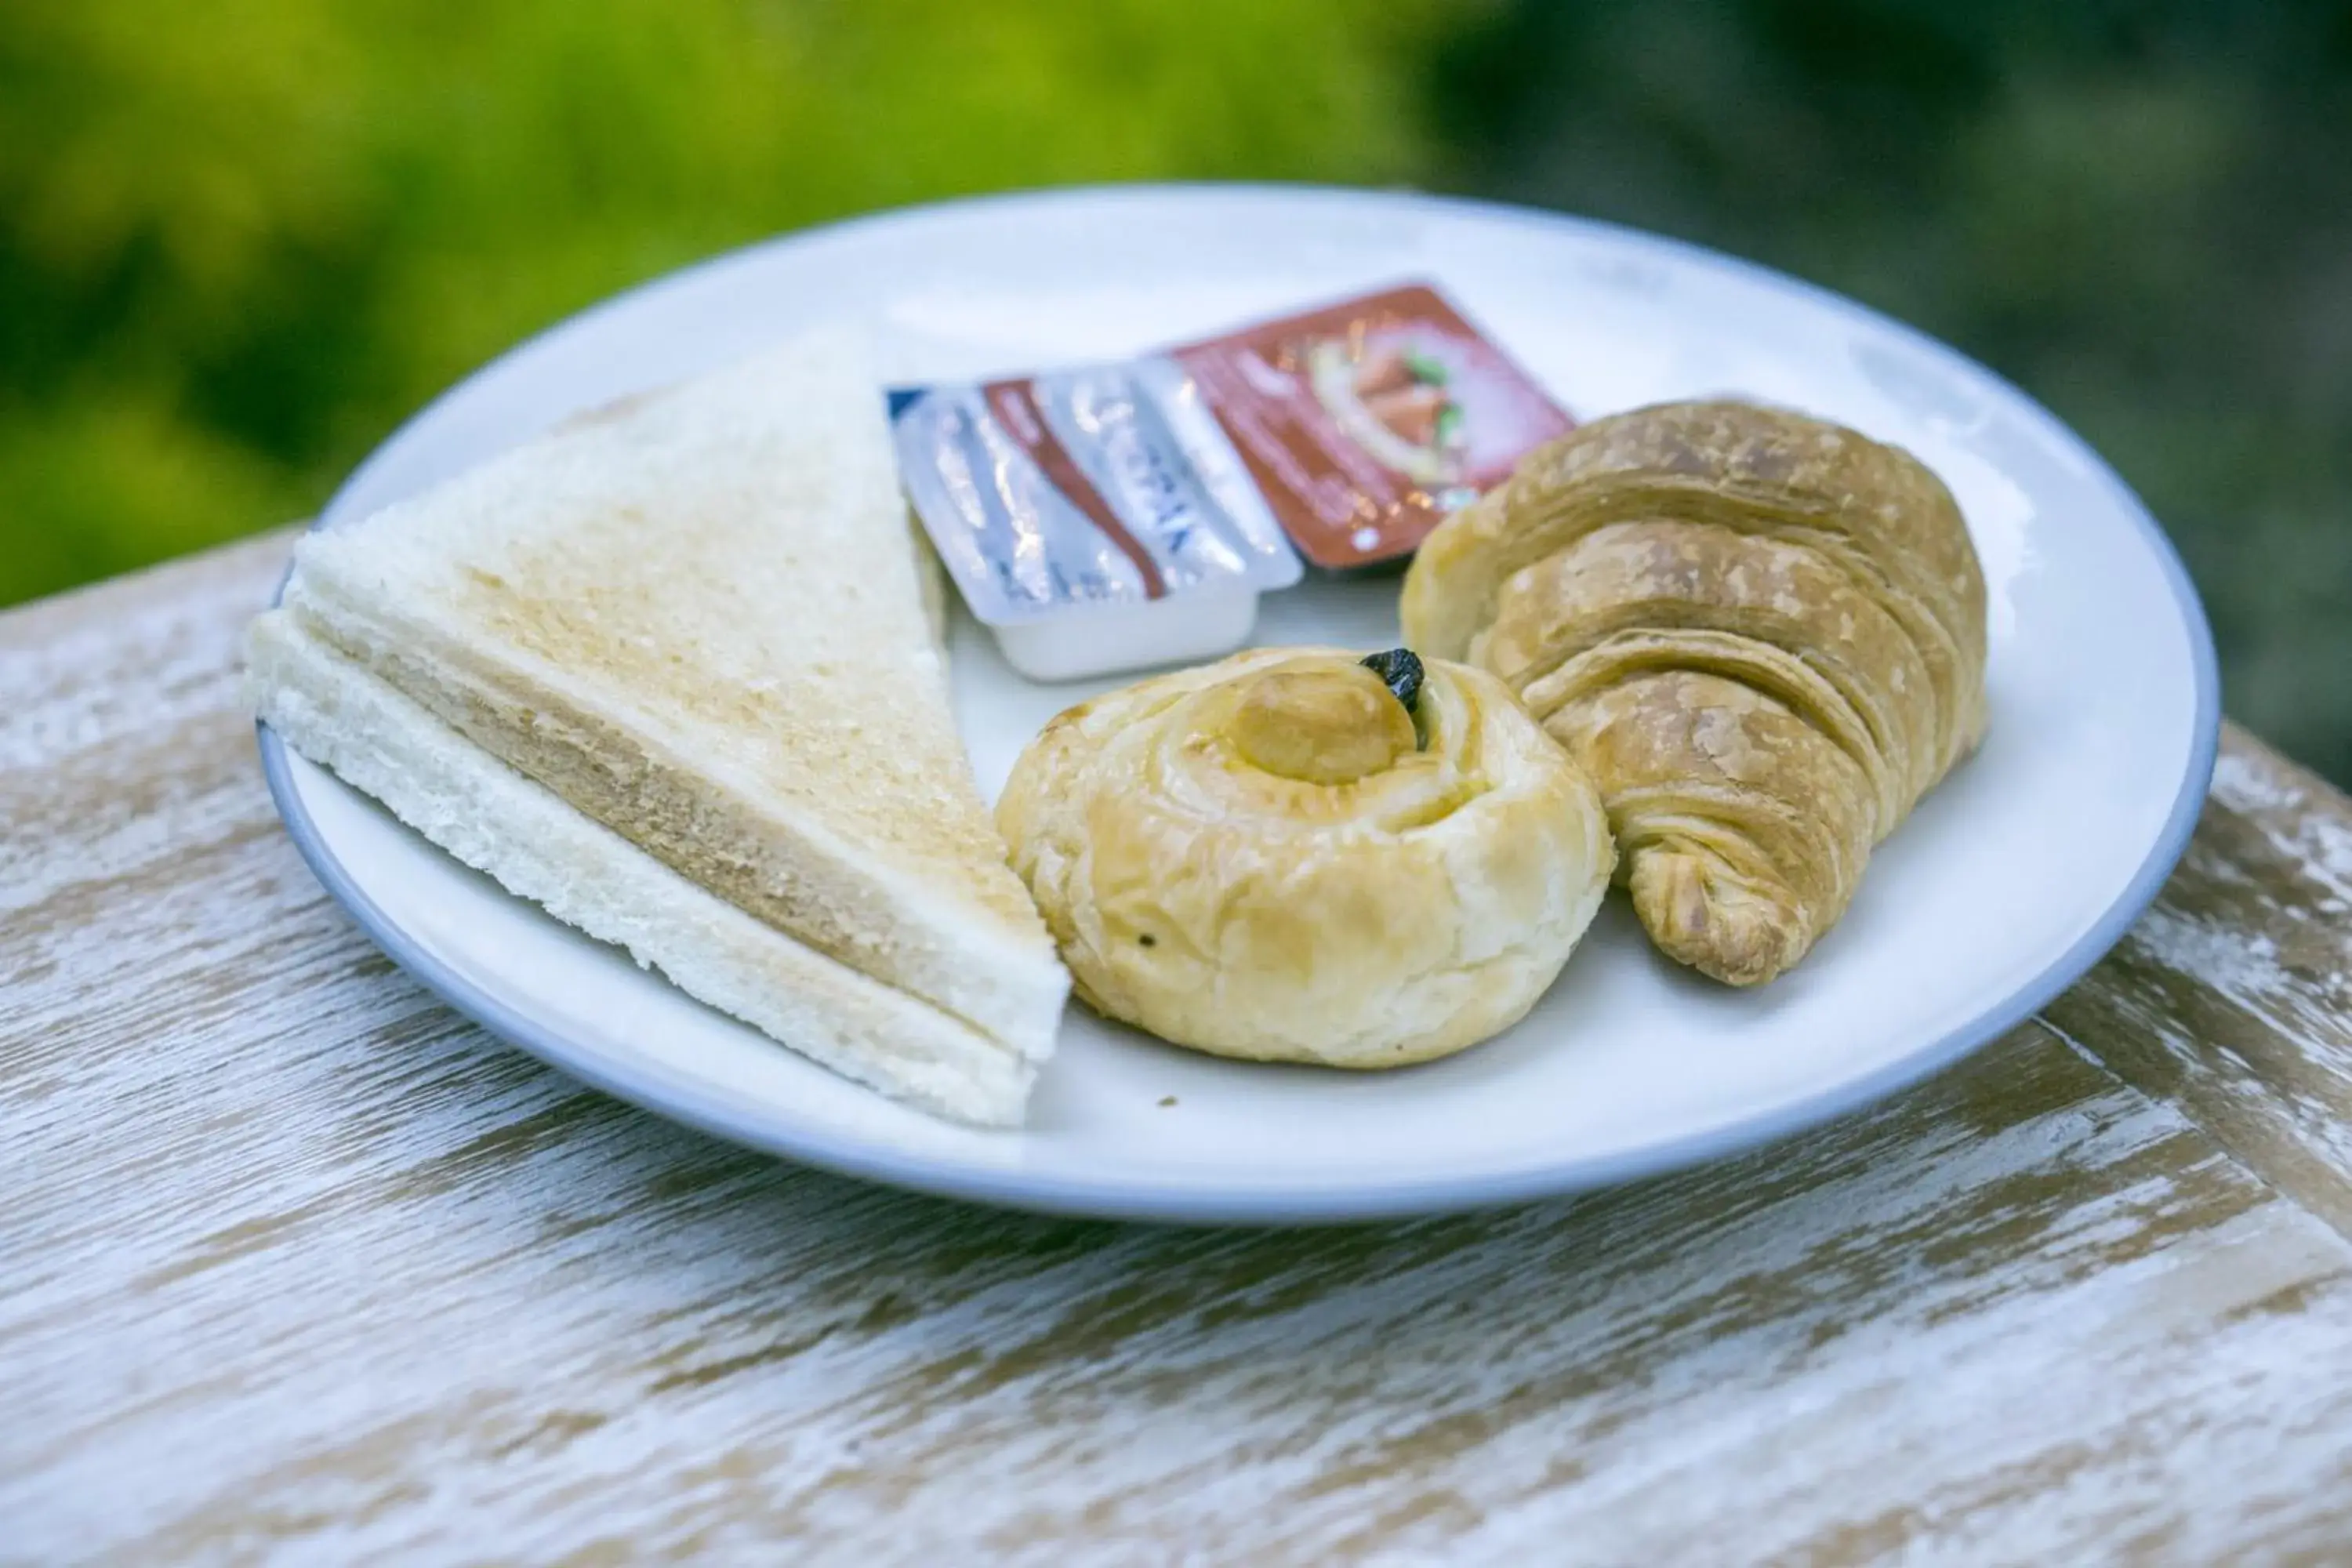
[
  {"xmin": 2050, "ymin": 736, "xmax": 2352, "ymax": 1240},
  {"xmin": 5, "ymin": 535, "xmax": 2352, "ymax": 1565}
]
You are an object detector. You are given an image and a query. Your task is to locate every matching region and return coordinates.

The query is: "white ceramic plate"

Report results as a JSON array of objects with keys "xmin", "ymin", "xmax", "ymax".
[{"xmin": 260, "ymin": 184, "xmax": 2217, "ymax": 1222}]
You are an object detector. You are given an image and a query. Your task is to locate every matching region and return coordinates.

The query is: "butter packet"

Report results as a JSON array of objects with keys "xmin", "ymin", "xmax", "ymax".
[
  {"xmin": 890, "ymin": 359, "xmax": 1299, "ymax": 681},
  {"xmin": 891, "ymin": 282, "xmax": 1570, "ymax": 681}
]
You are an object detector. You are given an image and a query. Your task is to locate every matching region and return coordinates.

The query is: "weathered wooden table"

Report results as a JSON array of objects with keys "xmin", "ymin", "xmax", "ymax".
[{"xmin": 6, "ymin": 532, "xmax": 2351, "ymax": 1564}]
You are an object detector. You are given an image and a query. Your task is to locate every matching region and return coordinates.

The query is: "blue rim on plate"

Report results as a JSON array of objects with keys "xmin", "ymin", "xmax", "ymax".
[{"xmin": 256, "ymin": 183, "xmax": 2221, "ymax": 1224}]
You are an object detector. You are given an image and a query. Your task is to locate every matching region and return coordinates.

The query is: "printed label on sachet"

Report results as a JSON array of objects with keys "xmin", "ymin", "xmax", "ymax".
[{"xmin": 1171, "ymin": 285, "xmax": 1573, "ymax": 568}]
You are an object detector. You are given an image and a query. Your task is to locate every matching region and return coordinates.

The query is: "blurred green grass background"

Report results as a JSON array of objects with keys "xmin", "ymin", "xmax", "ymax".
[{"xmin": 5, "ymin": 0, "xmax": 2348, "ymax": 781}]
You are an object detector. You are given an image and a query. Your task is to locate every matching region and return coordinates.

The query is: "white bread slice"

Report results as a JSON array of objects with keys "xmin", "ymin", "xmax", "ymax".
[
  {"xmin": 282, "ymin": 325, "xmax": 1067, "ymax": 1064},
  {"xmin": 246, "ymin": 610, "xmax": 1037, "ymax": 1125}
]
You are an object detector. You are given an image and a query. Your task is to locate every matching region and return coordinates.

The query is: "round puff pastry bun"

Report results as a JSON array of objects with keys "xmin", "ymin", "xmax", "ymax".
[{"xmin": 996, "ymin": 647, "xmax": 1616, "ymax": 1068}]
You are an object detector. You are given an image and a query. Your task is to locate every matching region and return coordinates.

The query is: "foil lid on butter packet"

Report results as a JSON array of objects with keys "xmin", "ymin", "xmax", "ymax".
[
  {"xmin": 890, "ymin": 359, "xmax": 1298, "ymax": 624},
  {"xmin": 891, "ymin": 283, "xmax": 1571, "ymax": 681}
]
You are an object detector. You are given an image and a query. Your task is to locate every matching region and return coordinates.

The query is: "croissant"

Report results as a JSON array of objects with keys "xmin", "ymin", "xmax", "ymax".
[
  {"xmin": 1401, "ymin": 401, "xmax": 1987, "ymax": 987},
  {"xmin": 996, "ymin": 647, "xmax": 1615, "ymax": 1067}
]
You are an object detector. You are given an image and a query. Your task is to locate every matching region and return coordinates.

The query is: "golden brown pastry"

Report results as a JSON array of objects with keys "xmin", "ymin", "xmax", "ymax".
[
  {"xmin": 996, "ymin": 647, "xmax": 1615, "ymax": 1067},
  {"xmin": 1401, "ymin": 401, "xmax": 1987, "ymax": 987}
]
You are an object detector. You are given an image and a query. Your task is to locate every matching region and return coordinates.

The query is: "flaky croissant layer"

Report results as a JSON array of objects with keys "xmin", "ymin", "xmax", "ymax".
[
  {"xmin": 1402, "ymin": 400, "xmax": 1989, "ymax": 987},
  {"xmin": 996, "ymin": 648, "xmax": 1616, "ymax": 1067}
]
